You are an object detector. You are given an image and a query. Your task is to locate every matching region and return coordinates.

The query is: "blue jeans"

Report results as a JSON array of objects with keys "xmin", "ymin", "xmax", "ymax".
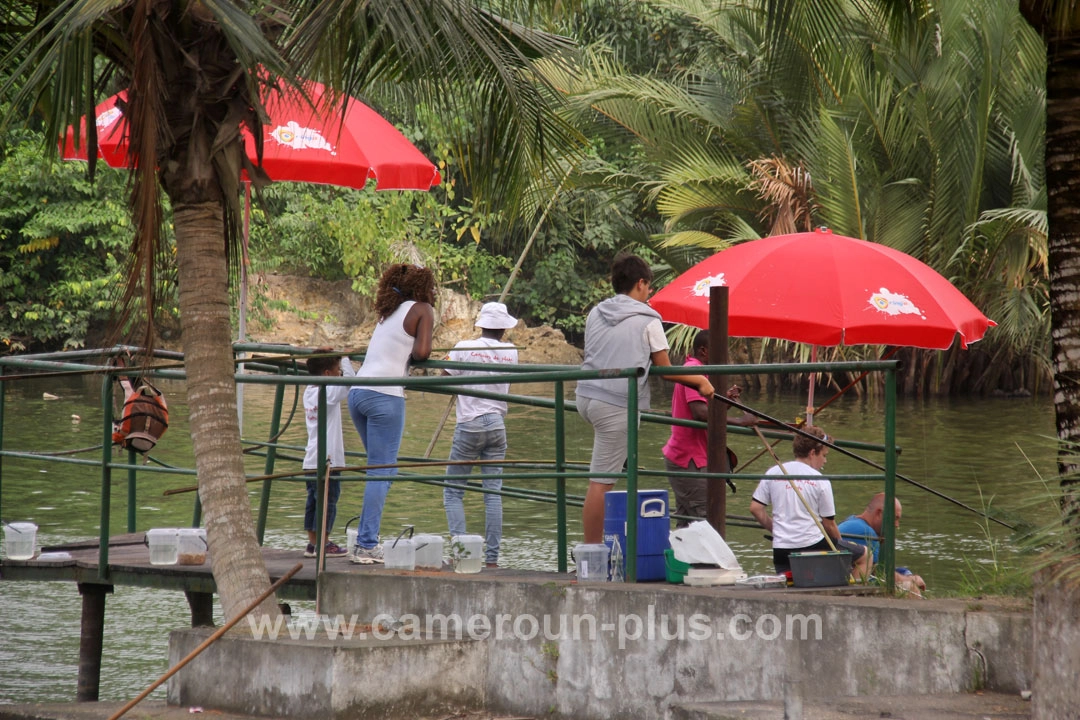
[
  {"xmin": 348, "ymin": 389, "xmax": 406, "ymax": 548},
  {"xmin": 443, "ymin": 414, "xmax": 505, "ymax": 564},
  {"xmin": 304, "ymin": 472, "xmax": 342, "ymax": 533}
]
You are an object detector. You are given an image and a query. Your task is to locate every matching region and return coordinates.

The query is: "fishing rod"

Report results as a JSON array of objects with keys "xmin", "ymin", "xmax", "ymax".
[
  {"xmin": 714, "ymin": 392, "xmax": 1017, "ymax": 530},
  {"xmin": 162, "ymin": 457, "xmax": 584, "ymax": 496}
]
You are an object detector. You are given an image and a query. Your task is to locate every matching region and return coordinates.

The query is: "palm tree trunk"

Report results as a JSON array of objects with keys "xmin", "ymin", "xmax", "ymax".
[
  {"xmin": 1047, "ymin": 36, "xmax": 1080, "ymax": 520},
  {"xmin": 1034, "ymin": 31, "xmax": 1080, "ymax": 720},
  {"xmin": 174, "ymin": 201, "xmax": 278, "ymax": 622}
]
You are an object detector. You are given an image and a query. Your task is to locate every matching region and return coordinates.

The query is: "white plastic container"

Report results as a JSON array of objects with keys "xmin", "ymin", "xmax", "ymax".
[
  {"xmin": 450, "ymin": 534, "xmax": 484, "ymax": 574},
  {"xmin": 3, "ymin": 522, "xmax": 37, "ymax": 561},
  {"xmin": 346, "ymin": 527, "xmax": 358, "ymax": 559},
  {"xmin": 177, "ymin": 528, "xmax": 207, "ymax": 565},
  {"xmin": 383, "ymin": 537, "xmax": 416, "ymax": 570},
  {"xmin": 146, "ymin": 528, "xmax": 179, "ymax": 566},
  {"xmin": 573, "ymin": 543, "xmax": 610, "ymax": 582},
  {"xmin": 413, "ymin": 534, "xmax": 444, "ymax": 569}
]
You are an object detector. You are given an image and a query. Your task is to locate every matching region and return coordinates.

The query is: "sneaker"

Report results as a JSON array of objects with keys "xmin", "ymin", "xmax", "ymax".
[
  {"xmin": 350, "ymin": 544, "xmax": 384, "ymax": 564},
  {"xmin": 305, "ymin": 542, "xmax": 348, "ymax": 558}
]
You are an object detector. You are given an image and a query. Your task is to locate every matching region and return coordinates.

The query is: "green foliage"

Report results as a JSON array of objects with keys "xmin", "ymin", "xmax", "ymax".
[
  {"xmin": 0, "ymin": 127, "xmax": 135, "ymax": 351},
  {"xmin": 544, "ymin": 0, "xmax": 1049, "ymax": 392},
  {"xmin": 952, "ymin": 485, "xmax": 1034, "ymax": 598},
  {"xmin": 517, "ymin": 248, "xmax": 609, "ymax": 335}
]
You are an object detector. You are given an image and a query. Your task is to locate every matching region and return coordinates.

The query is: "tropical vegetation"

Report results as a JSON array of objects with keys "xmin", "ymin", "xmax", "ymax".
[{"xmin": 1, "ymin": 0, "xmax": 582, "ymax": 622}]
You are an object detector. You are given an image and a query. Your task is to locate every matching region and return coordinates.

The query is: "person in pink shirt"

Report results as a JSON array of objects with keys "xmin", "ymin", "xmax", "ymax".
[{"xmin": 662, "ymin": 330, "xmax": 755, "ymax": 527}]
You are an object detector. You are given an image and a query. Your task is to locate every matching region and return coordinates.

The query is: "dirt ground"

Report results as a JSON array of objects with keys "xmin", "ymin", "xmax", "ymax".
[{"xmin": 245, "ymin": 273, "xmax": 583, "ymax": 366}]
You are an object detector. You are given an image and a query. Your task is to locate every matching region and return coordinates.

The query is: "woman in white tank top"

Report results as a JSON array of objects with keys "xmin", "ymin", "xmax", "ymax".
[{"xmin": 347, "ymin": 264, "xmax": 435, "ymax": 561}]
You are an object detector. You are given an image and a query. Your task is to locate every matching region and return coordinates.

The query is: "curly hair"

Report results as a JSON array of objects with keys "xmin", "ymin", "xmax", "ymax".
[
  {"xmin": 373, "ymin": 264, "xmax": 436, "ymax": 320},
  {"xmin": 792, "ymin": 425, "xmax": 828, "ymax": 459}
]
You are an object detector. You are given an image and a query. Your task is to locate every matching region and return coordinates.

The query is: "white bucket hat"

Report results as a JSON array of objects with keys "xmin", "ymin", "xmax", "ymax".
[{"xmin": 475, "ymin": 302, "xmax": 518, "ymax": 330}]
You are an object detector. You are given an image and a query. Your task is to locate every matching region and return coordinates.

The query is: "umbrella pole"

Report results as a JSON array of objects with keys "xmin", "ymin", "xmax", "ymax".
[{"xmin": 806, "ymin": 345, "xmax": 817, "ymax": 426}]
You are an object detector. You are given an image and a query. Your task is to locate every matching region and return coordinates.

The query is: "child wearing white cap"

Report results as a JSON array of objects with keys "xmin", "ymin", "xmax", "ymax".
[{"xmin": 442, "ymin": 302, "xmax": 519, "ymax": 567}]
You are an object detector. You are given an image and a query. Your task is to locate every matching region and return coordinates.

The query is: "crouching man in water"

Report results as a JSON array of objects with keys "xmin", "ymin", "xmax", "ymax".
[{"xmin": 839, "ymin": 492, "xmax": 927, "ymax": 596}]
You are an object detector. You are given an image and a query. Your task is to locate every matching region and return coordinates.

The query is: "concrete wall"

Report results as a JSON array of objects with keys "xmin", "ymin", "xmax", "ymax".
[
  {"xmin": 167, "ymin": 571, "xmax": 1031, "ymax": 720},
  {"xmin": 167, "ymin": 629, "xmax": 487, "ymax": 719},
  {"xmin": 317, "ymin": 571, "xmax": 1031, "ymax": 719}
]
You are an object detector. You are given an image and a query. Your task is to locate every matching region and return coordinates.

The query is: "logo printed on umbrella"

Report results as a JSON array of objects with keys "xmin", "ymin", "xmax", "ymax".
[
  {"xmin": 868, "ymin": 288, "xmax": 925, "ymax": 319},
  {"xmin": 97, "ymin": 107, "xmax": 122, "ymax": 130},
  {"xmin": 269, "ymin": 120, "xmax": 336, "ymax": 155},
  {"xmin": 690, "ymin": 274, "xmax": 727, "ymax": 297}
]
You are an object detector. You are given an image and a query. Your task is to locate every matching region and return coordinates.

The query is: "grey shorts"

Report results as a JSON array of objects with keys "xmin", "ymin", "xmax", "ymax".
[{"xmin": 578, "ymin": 396, "xmax": 633, "ymax": 486}]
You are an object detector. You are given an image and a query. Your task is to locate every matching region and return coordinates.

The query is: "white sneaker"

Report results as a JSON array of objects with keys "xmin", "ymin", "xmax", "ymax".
[{"xmin": 350, "ymin": 544, "xmax": 384, "ymax": 564}]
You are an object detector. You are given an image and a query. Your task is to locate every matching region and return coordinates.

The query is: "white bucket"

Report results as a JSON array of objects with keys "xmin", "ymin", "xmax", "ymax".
[
  {"xmin": 383, "ymin": 537, "xmax": 416, "ymax": 570},
  {"xmin": 413, "ymin": 534, "xmax": 444, "ymax": 569},
  {"xmin": 450, "ymin": 534, "xmax": 484, "ymax": 574},
  {"xmin": 177, "ymin": 528, "xmax": 207, "ymax": 565},
  {"xmin": 3, "ymin": 522, "xmax": 37, "ymax": 561},
  {"xmin": 146, "ymin": 528, "xmax": 179, "ymax": 565},
  {"xmin": 573, "ymin": 543, "xmax": 610, "ymax": 582}
]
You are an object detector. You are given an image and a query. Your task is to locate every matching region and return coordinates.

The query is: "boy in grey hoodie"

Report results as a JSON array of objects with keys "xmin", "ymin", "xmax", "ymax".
[{"xmin": 577, "ymin": 254, "xmax": 715, "ymax": 543}]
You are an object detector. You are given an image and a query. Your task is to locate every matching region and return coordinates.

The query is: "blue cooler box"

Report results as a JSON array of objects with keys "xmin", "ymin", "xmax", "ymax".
[{"xmin": 604, "ymin": 489, "xmax": 671, "ymax": 581}]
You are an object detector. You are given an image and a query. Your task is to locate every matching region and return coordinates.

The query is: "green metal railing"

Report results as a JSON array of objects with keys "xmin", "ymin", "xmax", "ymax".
[{"xmin": 0, "ymin": 346, "xmax": 900, "ymax": 589}]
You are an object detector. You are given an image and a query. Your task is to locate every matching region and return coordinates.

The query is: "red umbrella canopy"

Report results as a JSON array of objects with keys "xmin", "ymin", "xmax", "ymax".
[
  {"xmin": 61, "ymin": 80, "xmax": 441, "ymax": 191},
  {"xmin": 649, "ymin": 228, "xmax": 995, "ymax": 350}
]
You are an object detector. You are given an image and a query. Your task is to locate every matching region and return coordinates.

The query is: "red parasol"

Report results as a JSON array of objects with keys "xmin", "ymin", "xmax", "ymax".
[
  {"xmin": 650, "ymin": 228, "xmax": 995, "ymax": 350},
  {"xmin": 61, "ymin": 81, "xmax": 441, "ymax": 190}
]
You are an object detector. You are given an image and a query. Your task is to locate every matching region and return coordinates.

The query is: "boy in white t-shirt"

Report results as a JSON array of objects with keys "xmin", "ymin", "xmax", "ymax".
[
  {"xmin": 302, "ymin": 349, "xmax": 355, "ymax": 558},
  {"xmin": 749, "ymin": 425, "xmax": 869, "ymax": 575},
  {"xmin": 442, "ymin": 303, "xmax": 519, "ymax": 567}
]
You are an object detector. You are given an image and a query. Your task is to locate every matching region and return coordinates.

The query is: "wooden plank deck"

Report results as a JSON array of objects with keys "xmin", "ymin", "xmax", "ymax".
[{"xmin": 0, "ymin": 533, "xmax": 349, "ymax": 600}]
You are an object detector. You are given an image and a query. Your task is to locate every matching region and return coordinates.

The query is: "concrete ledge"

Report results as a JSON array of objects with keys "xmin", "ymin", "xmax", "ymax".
[
  {"xmin": 318, "ymin": 569, "xmax": 1030, "ymax": 719},
  {"xmin": 166, "ymin": 570, "xmax": 1031, "ymax": 720},
  {"xmin": 167, "ymin": 626, "xmax": 486, "ymax": 719}
]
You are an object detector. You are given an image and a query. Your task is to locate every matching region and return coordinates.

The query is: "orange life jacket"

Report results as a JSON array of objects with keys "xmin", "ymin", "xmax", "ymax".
[{"xmin": 112, "ymin": 383, "xmax": 169, "ymax": 453}]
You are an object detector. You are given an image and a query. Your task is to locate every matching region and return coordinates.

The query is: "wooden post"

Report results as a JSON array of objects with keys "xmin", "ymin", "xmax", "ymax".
[
  {"xmin": 77, "ymin": 582, "xmax": 113, "ymax": 701},
  {"xmin": 184, "ymin": 591, "xmax": 215, "ymax": 627},
  {"xmin": 706, "ymin": 286, "xmax": 730, "ymax": 536}
]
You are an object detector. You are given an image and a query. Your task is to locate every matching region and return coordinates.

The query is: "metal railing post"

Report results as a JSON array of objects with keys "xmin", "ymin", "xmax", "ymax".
[
  {"xmin": 883, "ymin": 366, "xmax": 898, "ymax": 594},
  {"xmin": 314, "ymin": 386, "xmax": 328, "ymax": 550},
  {"xmin": 99, "ymin": 375, "xmax": 113, "ymax": 580},
  {"xmin": 256, "ymin": 381, "xmax": 286, "ymax": 544},
  {"xmin": 126, "ymin": 448, "xmax": 137, "ymax": 533},
  {"xmin": 554, "ymin": 381, "xmax": 567, "ymax": 573},
  {"xmin": 625, "ymin": 375, "xmax": 639, "ymax": 583}
]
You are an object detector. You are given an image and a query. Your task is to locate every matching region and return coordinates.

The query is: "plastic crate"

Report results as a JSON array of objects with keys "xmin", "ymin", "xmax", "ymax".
[
  {"xmin": 663, "ymin": 548, "xmax": 691, "ymax": 584},
  {"xmin": 788, "ymin": 551, "xmax": 852, "ymax": 588}
]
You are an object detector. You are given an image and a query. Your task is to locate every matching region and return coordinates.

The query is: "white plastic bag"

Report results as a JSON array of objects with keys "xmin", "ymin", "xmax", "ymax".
[{"xmin": 669, "ymin": 520, "xmax": 741, "ymax": 569}]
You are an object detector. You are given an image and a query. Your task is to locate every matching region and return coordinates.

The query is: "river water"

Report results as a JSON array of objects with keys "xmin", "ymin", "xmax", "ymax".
[{"xmin": 0, "ymin": 372, "xmax": 1056, "ymax": 704}]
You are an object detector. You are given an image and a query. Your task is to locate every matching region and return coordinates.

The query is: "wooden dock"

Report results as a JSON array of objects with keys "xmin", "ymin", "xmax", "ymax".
[{"xmin": 0, "ymin": 532, "xmax": 335, "ymax": 600}]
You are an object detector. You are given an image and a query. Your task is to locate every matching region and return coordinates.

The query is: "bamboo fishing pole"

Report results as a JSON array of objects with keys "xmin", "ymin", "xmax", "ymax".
[
  {"xmin": 107, "ymin": 562, "xmax": 303, "ymax": 720},
  {"xmin": 714, "ymin": 392, "xmax": 1017, "ymax": 530},
  {"xmin": 752, "ymin": 425, "xmax": 837, "ymax": 552}
]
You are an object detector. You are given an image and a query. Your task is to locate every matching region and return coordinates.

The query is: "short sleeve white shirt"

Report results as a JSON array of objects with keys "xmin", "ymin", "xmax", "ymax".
[
  {"xmin": 644, "ymin": 318, "xmax": 668, "ymax": 353},
  {"xmin": 446, "ymin": 337, "xmax": 519, "ymax": 423},
  {"xmin": 751, "ymin": 461, "xmax": 836, "ymax": 549}
]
